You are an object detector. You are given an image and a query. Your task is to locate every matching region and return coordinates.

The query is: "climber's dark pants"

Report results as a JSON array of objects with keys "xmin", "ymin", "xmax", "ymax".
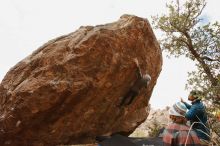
[{"xmin": 119, "ymin": 90, "xmax": 138, "ymax": 106}]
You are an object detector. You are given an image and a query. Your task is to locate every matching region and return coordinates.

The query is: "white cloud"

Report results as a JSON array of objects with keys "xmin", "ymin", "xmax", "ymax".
[
  {"xmin": 0, "ymin": 0, "xmax": 21, "ymax": 28},
  {"xmin": 150, "ymin": 54, "xmax": 196, "ymax": 108},
  {"xmin": 204, "ymin": 0, "xmax": 220, "ymax": 22}
]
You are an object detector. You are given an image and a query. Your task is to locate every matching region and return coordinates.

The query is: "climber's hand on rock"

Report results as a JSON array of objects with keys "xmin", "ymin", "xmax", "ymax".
[{"xmin": 133, "ymin": 58, "xmax": 139, "ymax": 66}]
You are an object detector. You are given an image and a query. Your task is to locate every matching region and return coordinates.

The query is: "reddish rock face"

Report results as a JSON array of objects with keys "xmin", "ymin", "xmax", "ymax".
[{"xmin": 0, "ymin": 14, "xmax": 162, "ymax": 145}]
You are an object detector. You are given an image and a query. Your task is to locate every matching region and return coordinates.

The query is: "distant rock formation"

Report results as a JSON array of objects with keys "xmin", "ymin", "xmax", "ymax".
[
  {"xmin": 131, "ymin": 107, "xmax": 170, "ymax": 137},
  {"xmin": 0, "ymin": 14, "xmax": 162, "ymax": 145}
]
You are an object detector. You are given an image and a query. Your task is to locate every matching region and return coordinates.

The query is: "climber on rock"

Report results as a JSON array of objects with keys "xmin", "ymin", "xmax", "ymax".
[{"xmin": 119, "ymin": 58, "xmax": 151, "ymax": 106}]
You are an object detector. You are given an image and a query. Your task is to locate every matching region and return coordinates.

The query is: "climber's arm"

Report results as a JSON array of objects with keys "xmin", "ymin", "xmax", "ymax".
[{"xmin": 133, "ymin": 58, "xmax": 143, "ymax": 78}]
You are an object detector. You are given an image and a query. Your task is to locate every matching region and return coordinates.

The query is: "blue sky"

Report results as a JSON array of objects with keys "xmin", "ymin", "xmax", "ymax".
[{"xmin": 0, "ymin": 0, "xmax": 219, "ymax": 108}]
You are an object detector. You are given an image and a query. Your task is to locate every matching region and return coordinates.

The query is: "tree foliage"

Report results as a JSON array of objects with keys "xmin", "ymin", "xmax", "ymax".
[{"xmin": 152, "ymin": 0, "xmax": 220, "ymax": 104}]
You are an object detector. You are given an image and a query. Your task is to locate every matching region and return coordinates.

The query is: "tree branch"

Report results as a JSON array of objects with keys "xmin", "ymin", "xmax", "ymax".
[
  {"xmin": 184, "ymin": 32, "xmax": 218, "ymax": 86},
  {"xmin": 202, "ymin": 56, "xmax": 220, "ymax": 62}
]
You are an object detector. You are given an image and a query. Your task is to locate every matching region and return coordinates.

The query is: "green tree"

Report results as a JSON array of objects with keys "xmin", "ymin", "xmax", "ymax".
[{"xmin": 152, "ymin": 0, "xmax": 219, "ymax": 103}]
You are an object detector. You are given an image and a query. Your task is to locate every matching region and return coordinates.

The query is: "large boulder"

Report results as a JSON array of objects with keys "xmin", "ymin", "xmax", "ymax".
[{"xmin": 0, "ymin": 14, "xmax": 162, "ymax": 145}]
